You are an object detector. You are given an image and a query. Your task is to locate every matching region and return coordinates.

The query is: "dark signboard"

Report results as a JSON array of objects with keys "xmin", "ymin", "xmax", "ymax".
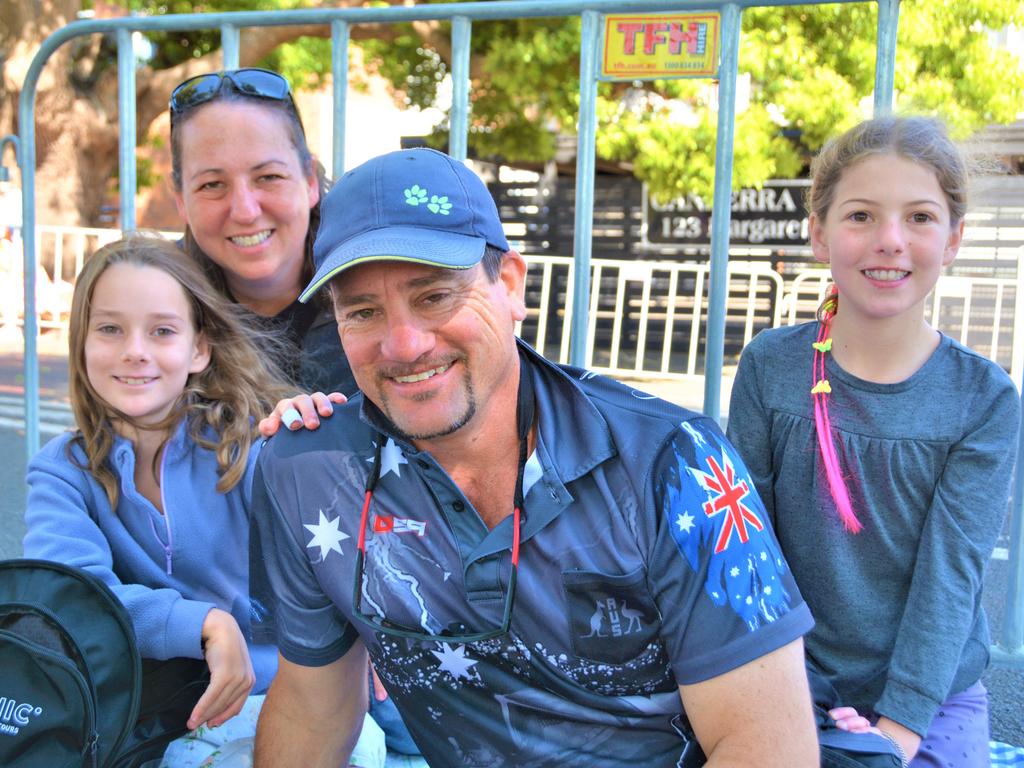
[{"xmin": 643, "ymin": 180, "xmax": 810, "ymax": 247}]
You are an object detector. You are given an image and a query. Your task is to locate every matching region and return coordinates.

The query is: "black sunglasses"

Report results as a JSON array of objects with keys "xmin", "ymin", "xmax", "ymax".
[
  {"xmin": 169, "ymin": 68, "xmax": 295, "ymax": 115},
  {"xmin": 351, "ymin": 437, "xmax": 522, "ymax": 644}
]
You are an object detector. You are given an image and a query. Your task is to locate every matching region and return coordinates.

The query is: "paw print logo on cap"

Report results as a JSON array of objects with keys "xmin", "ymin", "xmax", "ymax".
[
  {"xmin": 404, "ymin": 185, "xmax": 428, "ymax": 206},
  {"xmin": 428, "ymin": 195, "xmax": 452, "ymax": 215}
]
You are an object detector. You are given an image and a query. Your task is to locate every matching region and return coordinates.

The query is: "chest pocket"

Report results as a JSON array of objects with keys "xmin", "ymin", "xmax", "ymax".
[{"xmin": 562, "ymin": 567, "xmax": 660, "ymax": 664}]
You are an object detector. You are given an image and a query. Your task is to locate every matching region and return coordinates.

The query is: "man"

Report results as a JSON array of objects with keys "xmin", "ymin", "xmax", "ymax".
[{"xmin": 250, "ymin": 148, "xmax": 818, "ymax": 767}]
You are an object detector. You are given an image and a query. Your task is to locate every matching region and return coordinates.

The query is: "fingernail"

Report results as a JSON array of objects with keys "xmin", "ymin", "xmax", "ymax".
[
  {"xmin": 282, "ymin": 407, "xmax": 302, "ymax": 428},
  {"xmin": 836, "ymin": 721, "xmax": 849, "ymax": 730}
]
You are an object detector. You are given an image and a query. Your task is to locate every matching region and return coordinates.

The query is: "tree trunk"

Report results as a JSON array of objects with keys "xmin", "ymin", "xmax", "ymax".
[{"xmin": 1, "ymin": 0, "xmax": 446, "ymax": 230}]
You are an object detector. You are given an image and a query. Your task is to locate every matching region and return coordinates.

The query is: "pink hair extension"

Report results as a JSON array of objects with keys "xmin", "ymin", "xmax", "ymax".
[{"xmin": 812, "ymin": 289, "xmax": 863, "ymax": 533}]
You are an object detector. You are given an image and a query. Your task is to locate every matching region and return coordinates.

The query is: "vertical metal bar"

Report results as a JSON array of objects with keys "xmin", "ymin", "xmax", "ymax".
[
  {"xmin": 569, "ymin": 9, "xmax": 600, "ymax": 367},
  {"xmin": 449, "ymin": 16, "xmax": 472, "ymax": 162},
  {"xmin": 221, "ymin": 24, "xmax": 240, "ymax": 69},
  {"xmin": 1000, "ymin": 401, "xmax": 1024, "ymax": 658},
  {"xmin": 16, "ymin": 94, "xmax": 39, "ymax": 460},
  {"xmin": 873, "ymin": 0, "xmax": 900, "ymax": 114},
  {"xmin": 331, "ymin": 20, "xmax": 350, "ymax": 178},
  {"xmin": 702, "ymin": 3, "xmax": 742, "ymax": 422},
  {"xmin": 117, "ymin": 28, "xmax": 137, "ymax": 232}
]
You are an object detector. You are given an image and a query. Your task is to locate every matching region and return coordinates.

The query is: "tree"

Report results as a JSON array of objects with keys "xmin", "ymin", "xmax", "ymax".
[
  {"xmin": 1, "ymin": 0, "xmax": 1020, "ymax": 227},
  {"xmin": 0, "ymin": 0, "xmax": 446, "ymax": 228},
  {"xmin": 365, "ymin": 0, "xmax": 1024, "ymax": 201}
]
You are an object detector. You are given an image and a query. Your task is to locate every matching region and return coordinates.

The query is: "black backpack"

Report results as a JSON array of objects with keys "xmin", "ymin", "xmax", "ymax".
[{"xmin": 0, "ymin": 559, "xmax": 210, "ymax": 768}]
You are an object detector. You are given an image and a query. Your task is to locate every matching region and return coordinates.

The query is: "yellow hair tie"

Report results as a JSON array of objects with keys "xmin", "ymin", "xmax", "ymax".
[
  {"xmin": 812, "ymin": 339, "xmax": 833, "ymax": 353},
  {"xmin": 811, "ymin": 380, "xmax": 832, "ymax": 395}
]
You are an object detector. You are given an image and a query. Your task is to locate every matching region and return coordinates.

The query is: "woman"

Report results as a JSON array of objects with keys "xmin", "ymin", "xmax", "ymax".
[
  {"xmin": 168, "ymin": 68, "xmax": 422, "ymax": 758},
  {"xmin": 170, "ymin": 67, "xmax": 355, "ymax": 395}
]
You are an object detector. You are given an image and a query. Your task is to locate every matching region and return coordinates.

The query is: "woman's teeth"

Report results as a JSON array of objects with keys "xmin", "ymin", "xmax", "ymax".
[{"xmin": 230, "ymin": 230, "xmax": 272, "ymax": 247}]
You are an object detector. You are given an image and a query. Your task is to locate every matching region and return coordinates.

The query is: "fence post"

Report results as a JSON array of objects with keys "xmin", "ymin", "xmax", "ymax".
[
  {"xmin": 117, "ymin": 28, "xmax": 137, "ymax": 232},
  {"xmin": 873, "ymin": 0, "xmax": 900, "ymax": 114},
  {"xmin": 331, "ymin": 20, "xmax": 350, "ymax": 178},
  {"xmin": 221, "ymin": 24, "xmax": 240, "ymax": 69},
  {"xmin": 569, "ymin": 9, "xmax": 600, "ymax": 368},
  {"xmin": 702, "ymin": 3, "xmax": 742, "ymax": 423},
  {"xmin": 449, "ymin": 16, "xmax": 472, "ymax": 162}
]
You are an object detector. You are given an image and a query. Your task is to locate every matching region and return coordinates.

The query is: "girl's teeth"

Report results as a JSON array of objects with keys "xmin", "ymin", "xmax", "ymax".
[
  {"xmin": 230, "ymin": 230, "xmax": 271, "ymax": 247},
  {"xmin": 119, "ymin": 377, "xmax": 153, "ymax": 385},
  {"xmin": 864, "ymin": 269, "xmax": 909, "ymax": 281},
  {"xmin": 395, "ymin": 364, "xmax": 450, "ymax": 384}
]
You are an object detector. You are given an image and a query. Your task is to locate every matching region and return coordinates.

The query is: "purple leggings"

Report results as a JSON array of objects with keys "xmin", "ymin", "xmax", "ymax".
[{"xmin": 910, "ymin": 681, "xmax": 989, "ymax": 768}]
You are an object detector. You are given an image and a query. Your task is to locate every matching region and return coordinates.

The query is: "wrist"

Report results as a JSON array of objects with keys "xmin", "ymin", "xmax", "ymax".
[{"xmin": 876, "ymin": 728, "xmax": 909, "ymax": 768}]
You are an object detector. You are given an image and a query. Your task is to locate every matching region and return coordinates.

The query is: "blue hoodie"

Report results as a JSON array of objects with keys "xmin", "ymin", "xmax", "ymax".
[{"xmin": 23, "ymin": 419, "xmax": 277, "ymax": 692}]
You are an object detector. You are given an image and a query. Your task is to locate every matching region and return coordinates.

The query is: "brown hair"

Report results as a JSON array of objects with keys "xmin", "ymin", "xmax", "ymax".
[
  {"xmin": 169, "ymin": 79, "xmax": 330, "ymax": 296},
  {"xmin": 808, "ymin": 114, "xmax": 969, "ymax": 226},
  {"xmin": 68, "ymin": 234, "xmax": 293, "ymax": 507},
  {"xmin": 808, "ymin": 115, "xmax": 970, "ymax": 533}
]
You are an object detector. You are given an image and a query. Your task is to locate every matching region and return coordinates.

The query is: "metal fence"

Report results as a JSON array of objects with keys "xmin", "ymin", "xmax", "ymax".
[{"xmin": 2, "ymin": 0, "xmax": 1021, "ymax": 667}]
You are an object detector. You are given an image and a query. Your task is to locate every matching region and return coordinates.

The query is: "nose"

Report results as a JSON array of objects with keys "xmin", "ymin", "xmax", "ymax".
[
  {"xmin": 121, "ymin": 330, "xmax": 151, "ymax": 362},
  {"xmin": 228, "ymin": 182, "xmax": 261, "ymax": 222},
  {"xmin": 875, "ymin": 217, "xmax": 907, "ymax": 255},
  {"xmin": 379, "ymin": 313, "xmax": 435, "ymax": 363}
]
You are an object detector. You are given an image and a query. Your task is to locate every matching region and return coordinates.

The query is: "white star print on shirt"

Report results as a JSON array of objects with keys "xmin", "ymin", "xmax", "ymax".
[
  {"xmin": 304, "ymin": 510, "xmax": 350, "ymax": 561},
  {"xmin": 367, "ymin": 437, "xmax": 408, "ymax": 479},
  {"xmin": 431, "ymin": 643, "xmax": 479, "ymax": 682},
  {"xmin": 676, "ymin": 512, "xmax": 695, "ymax": 533}
]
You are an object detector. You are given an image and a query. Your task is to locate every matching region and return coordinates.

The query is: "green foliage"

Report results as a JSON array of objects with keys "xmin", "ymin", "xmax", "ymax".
[
  {"xmin": 116, "ymin": 0, "xmax": 1023, "ymax": 200},
  {"xmin": 356, "ymin": 0, "xmax": 1023, "ymax": 200}
]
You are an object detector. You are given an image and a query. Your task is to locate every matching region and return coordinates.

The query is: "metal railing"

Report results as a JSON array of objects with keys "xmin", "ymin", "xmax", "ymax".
[{"xmin": 3, "ymin": 0, "xmax": 1020, "ymax": 666}]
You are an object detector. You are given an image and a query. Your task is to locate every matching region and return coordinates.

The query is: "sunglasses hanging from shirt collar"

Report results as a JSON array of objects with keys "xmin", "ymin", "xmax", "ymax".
[{"xmin": 351, "ymin": 365, "xmax": 534, "ymax": 644}]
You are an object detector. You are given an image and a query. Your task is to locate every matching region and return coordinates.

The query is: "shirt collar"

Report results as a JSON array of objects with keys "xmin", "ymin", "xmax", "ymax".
[{"xmin": 356, "ymin": 340, "xmax": 616, "ymax": 484}]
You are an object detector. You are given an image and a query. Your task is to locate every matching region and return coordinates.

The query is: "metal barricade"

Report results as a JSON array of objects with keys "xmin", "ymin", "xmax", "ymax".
[{"xmin": 3, "ymin": 0, "xmax": 1020, "ymax": 666}]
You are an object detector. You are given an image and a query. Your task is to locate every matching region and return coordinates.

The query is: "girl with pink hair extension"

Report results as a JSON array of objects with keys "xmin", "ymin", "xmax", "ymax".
[{"xmin": 727, "ymin": 115, "xmax": 1020, "ymax": 768}]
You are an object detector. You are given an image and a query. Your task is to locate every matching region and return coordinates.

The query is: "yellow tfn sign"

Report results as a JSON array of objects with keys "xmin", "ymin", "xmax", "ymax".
[{"xmin": 602, "ymin": 13, "xmax": 720, "ymax": 80}]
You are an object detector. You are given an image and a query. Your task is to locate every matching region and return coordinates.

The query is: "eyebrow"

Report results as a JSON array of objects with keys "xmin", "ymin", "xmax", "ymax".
[
  {"xmin": 840, "ymin": 197, "xmax": 944, "ymax": 207},
  {"xmin": 333, "ymin": 270, "xmax": 468, "ymax": 309},
  {"xmin": 187, "ymin": 158, "xmax": 290, "ymax": 183},
  {"xmin": 90, "ymin": 309, "xmax": 187, "ymax": 322}
]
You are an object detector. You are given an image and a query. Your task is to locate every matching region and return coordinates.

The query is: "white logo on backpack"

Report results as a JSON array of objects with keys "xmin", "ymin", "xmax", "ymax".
[{"xmin": 0, "ymin": 697, "xmax": 43, "ymax": 736}]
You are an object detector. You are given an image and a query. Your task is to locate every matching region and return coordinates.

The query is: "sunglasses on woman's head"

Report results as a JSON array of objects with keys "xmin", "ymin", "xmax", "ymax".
[{"xmin": 169, "ymin": 68, "xmax": 294, "ymax": 115}]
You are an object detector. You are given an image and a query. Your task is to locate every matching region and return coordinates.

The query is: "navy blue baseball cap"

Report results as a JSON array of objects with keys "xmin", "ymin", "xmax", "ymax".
[{"xmin": 300, "ymin": 148, "xmax": 510, "ymax": 302}]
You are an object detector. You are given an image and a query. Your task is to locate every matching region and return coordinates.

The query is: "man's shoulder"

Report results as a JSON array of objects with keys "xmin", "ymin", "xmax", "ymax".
[
  {"xmin": 542, "ymin": 358, "xmax": 714, "ymax": 461},
  {"xmin": 261, "ymin": 398, "xmax": 372, "ymax": 463}
]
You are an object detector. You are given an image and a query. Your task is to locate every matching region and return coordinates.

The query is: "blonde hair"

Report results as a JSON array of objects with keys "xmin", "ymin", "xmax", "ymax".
[{"xmin": 68, "ymin": 234, "xmax": 293, "ymax": 507}]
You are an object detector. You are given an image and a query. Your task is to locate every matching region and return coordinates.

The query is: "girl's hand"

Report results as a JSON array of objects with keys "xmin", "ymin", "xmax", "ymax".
[
  {"xmin": 188, "ymin": 608, "xmax": 255, "ymax": 730},
  {"xmin": 875, "ymin": 716, "xmax": 921, "ymax": 762},
  {"xmin": 829, "ymin": 706, "xmax": 876, "ymax": 734},
  {"xmin": 258, "ymin": 392, "xmax": 346, "ymax": 437}
]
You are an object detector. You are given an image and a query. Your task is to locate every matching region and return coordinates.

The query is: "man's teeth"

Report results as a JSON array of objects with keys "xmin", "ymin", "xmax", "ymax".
[
  {"xmin": 394, "ymin": 364, "xmax": 451, "ymax": 384},
  {"xmin": 118, "ymin": 377, "xmax": 154, "ymax": 385},
  {"xmin": 230, "ymin": 230, "xmax": 272, "ymax": 247},
  {"xmin": 864, "ymin": 269, "xmax": 909, "ymax": 281}
]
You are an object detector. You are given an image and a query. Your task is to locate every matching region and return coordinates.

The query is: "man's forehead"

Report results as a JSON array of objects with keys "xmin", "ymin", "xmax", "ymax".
[{"xmin": 331, "ymin": 259, "xmax": 476, "ymax": 300}]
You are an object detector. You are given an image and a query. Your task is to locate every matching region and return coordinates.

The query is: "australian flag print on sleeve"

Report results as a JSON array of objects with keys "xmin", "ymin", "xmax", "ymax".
[{"xmin": 651, "ymin": 417, "xmax": 812, "ymax": 684}]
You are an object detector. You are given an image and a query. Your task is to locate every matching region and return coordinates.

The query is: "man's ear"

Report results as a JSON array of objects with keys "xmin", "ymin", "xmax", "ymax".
[
  {"xmin": 809, "ymin": 212, "xmax": 830, "ymax": 264},
  {"xmin": 499, "ymin": 250, "xmax": 528, "ymax": 322},
  {"xmin": 942, "ymin": 219, "xmax": 965, "ymax": 267}
]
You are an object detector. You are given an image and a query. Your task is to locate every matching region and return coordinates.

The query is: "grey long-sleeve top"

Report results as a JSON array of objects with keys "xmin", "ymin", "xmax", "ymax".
[{"xmin": 727, "ymin": 322, "xmax": 1019, "ymax": 736}]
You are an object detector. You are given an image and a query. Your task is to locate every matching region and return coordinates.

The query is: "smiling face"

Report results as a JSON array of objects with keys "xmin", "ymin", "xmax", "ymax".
[
  {"xmin": 173, "ymin": 101, "xmax": 319, "ymax": 314},
  {"xmin": 331, "ymin": 255, "xmax": 527, "ymax": 445},
  {"xmin": 85, "ymin": 264, "xmax": 210, "ymax": 432},
  {"xmin": 810, "ymin": 153, "xmax": 963, "ymax": 329}
]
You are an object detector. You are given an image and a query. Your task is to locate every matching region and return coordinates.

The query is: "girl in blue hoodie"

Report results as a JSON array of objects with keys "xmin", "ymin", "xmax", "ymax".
[{"xmin": 23, "ymin": 234, "xmax": 384, "ymax": 766}]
